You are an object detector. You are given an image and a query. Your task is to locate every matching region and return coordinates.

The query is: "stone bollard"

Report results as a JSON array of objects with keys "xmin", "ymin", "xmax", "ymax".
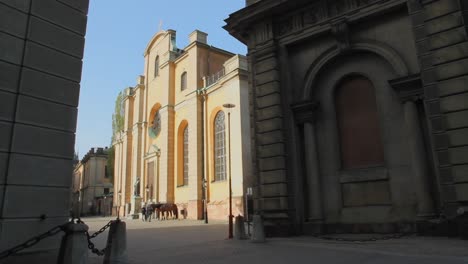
[
  {"xmin": 251, "ymin": 214, "xmax": 266, "ymax": 243},
  {"xmin": 103, "ymin": 220, "xmax": 128, "ymax": 264},
  {"xmin": 234, "ymin": 215, "xmax": 247, "ymax": 240},
  {"xmin": 57, "ymin": 222, "xmax": 89, "ymax": 264}
]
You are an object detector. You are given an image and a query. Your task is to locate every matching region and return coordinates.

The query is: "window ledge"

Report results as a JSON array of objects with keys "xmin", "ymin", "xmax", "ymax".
[
  {"xmin": 339, "ymin": 166, "xmax": 388, "ymax": 183},
  {"xmin": 211, "ymin": 179, "xmax": 227, "ymax": 184},
  {"xmin": 177, "ymin": 184, "xmax": 189, "ymax": 188}
]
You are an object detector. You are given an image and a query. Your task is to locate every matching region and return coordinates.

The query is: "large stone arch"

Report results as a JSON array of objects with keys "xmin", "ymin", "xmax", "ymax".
[
  {"xmin": 302, "ymin": 40, "xmax": 409, "ymax": 100},
  {"xmin": 297, "ymin": 49, "xmax": 417, "ymax": 226}
]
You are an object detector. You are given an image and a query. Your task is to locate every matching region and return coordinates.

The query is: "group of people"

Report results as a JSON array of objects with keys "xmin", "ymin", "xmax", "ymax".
[{"xmin": 141, "ymin": 203, "xmax": 154, "ymax": 222}]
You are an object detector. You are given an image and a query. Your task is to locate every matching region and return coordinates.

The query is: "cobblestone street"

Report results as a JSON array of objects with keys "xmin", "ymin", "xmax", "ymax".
[{"xmin": 85, "ymin": 217, "xmax": 468, "ymax": 264}]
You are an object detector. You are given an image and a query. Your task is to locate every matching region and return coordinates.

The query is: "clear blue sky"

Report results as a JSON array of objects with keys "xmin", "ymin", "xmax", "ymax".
[{"xmin": 76, "ymin": 0, "xmax": 247, "ymax": 158}]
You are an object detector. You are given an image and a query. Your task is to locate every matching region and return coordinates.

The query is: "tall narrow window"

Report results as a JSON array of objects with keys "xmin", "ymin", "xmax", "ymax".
[
  {"xmin": 214, "ymin": 111, "xmax": 226, "ymax": 181},
  {"xmin": 335, "ymin": 75, "xmax": 384, "ymax": 169},
  {"xmin": 183, "ymin": 126, "xmax": 189, "ymax": 185},
  {"xmin": 154, "ymin": 56, "xmax": 159, "ymax": 77},
  {"xmin": 181, "ymin": 71, "xmax": 187, "ymax": 91}
]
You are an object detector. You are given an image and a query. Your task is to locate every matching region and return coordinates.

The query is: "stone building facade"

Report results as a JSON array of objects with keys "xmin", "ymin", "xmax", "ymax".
[
  {"xmin": 0, "ymin": 0, "xmax": 89, "ymax": 262},
  {"xmin": 225, "ymin": 0, "xmax": 468, "ymax": 235},
  {"xmin": 71, "ymin": 147, "xmax": 113, "ymax": 216},
  {"xmin": 113, "ymin": 29, "xmax": 252, "ymax": 220}
]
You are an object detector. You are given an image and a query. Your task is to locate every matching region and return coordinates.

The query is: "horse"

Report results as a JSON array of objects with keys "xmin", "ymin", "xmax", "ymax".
[{"xmin": 151, "ymin": 203, "xmax": 178, "ymax": 220}]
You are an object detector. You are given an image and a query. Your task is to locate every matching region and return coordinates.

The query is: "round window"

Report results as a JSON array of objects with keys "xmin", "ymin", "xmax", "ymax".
[{"xmin": 149, "ymin": 111, "xmax": 161, "ymax": 138}]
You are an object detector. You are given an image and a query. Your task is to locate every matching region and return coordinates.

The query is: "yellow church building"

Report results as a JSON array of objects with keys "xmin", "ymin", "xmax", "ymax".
[{"xmin": 112, "ymin": 29, "xmax": 252, "ymax": 220}]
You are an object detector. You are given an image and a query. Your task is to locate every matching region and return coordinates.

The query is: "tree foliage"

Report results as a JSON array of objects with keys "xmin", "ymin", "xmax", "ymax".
[
  {"xmin": 111, "ymin": 91, "xmax": 125, "ymax": 143},
  {"xmin": 106, "ymin": 146, "xmax": 115, "ymax": 182}
]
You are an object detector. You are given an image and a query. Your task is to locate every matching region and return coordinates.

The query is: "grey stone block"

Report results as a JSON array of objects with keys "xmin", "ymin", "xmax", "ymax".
[
  {"xmin": 255, "ymin": 69, "xmax": 279, "ymax": 85},
  {"xmin": 258, "ymin": 156, "xmax": 285, "ymax": 171},
  {"xmin": 3, "ymin": 186, "xmax": 70, "ymax": 217},
  {"xmin": 0, "ymin": 218, "xmax": 65, "ymax": 253},
  {"xmin": 445, "ymin": 110, "xmax": 468, "ymax": 129},
  {"xmin": 7, "ymin": 153, "xmax": 73, "ymax": 186},
  {"xmin": 437, "ymin": 76, "xmax": 468, "ymax": 97},
  {"xmin": 455, "ymin": 183, "xmax": 468, "ymax": 201},
  {"xmin": 20, "ymin": 68, "xmax": 80, "ymax": 106},
  {"xmin": 342, "ymin": 181, "xmax": 391, "ymax": 207},
  {"xmin": 450, "ymin": 146, "xmax": 468, "ymax": 164},
  {"xmin": 31, "ymin": 0, "xmax": 87, "ymax": 35},
  {"xmin": 0, "ymin": 3, "xmax": 27, "ymax": 37},
  {"xmin": 453, "ymin": 165, "xmax": 468, "ymax": 183},
  {"xmin": 259, "ymin": 169, "xmax": 287, "ymax": 184},
  {"xmin": 255, "ymin": 56, "xmax": 277, "ymax": 73},
  {"xmin": 424, "ymin": 12, "xmax": 463, "ymax": 35},
  {"xmin": 260, "ymin": 197, "xmax": 288, "ymax": 210},
  {"xmin": 28, "ymin": 16, "xmax": 86, "ymax": 58},
  {"xmin": 257, "ymin": 130, "xmax": 284, "ymax": 145},
  {"xmin": 0, "ymin": 121, "xmax": 12, "ymax": 152},
  {"xmin": 424, "ymin": 1, "xmax": 460, "ymax": 21},
  {"xmin": 0, "ymin": 90, "xmax": 16, "ymax": 121},
  {"xmin": 258, "ymin": 143, "xmax": 285, "ymax": 158},
  {"xmin": 436, "ymin": 58, "xmax": 468, "ymax": 80},
  {"xmin": 16, "ymin": 95, "xmax": 78, "ymax": 132},
  {"xmin": 0, "ymin": 0, "xmax": 30, "ymax": 12},
  {"xmin": 57, "ymin": 0, "xmax": 89, "ymax": 14},
  {"xmin": 432, "ymin": 42, "xmax": 468, "ymax": 65},
  {"xmin": 256, "ymin": 81, "xmax": 280, "ymax": 97},
  {"xmin": 447, "ymin": 128, "xmax": 468, "ymax": 147},
  {"xmin": 256, "ymin": 118, "xmax": 283, "ymax": 133},
  {"xmin": 261, "ymin": 183, "xmax": 288, "ymax": 198},
  {"xmin": 24, "ymin": 41, "xmax": 83, "ymax": 82},
  {"xmin": 257, "ymin": 92, "xmax": 281, "ymax": 109},
  {"xmin": 440, "ymin": 93, "xmax": 468, "ymax": 112},
  {"xmin": 430, "ymin": 116, "xmax": 445, "ymax": 132},
  {"xmin": 0, "ymin": 60, "xmax": 20, "ymax": 92},
  {"xmin": 256, "ymin": 105, "xmax": 283, "ymax": 121},
  {"xmin": 0, "ymin": 31, "xmax": 24, "ymax": 65},
  {"xmin": 407, "ymin": 0, "xmax": 422, "ymax": 13},
  {"xmin": 441, "ymin": 184, "xmax": 457, "ymax": 202},
  {"xmin": 11, "ymin": 124, "xmax": 75, "ymax": 159},
  {"xmin": 0, "ymin": 152, "xmax": 7, "ymax": 184},
  {"xmin": 429, "ymin": 26, "xmax": 466, "ymax": 50}
]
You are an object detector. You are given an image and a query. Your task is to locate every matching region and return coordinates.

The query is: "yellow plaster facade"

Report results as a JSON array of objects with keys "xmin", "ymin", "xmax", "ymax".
[{"xmin": 113, "ymin": 29, "xmax": 252, "ymax": 220}]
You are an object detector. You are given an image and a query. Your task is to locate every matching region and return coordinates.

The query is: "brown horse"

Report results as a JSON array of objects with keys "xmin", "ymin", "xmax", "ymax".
[{"xmin": 151, "ymin": 203, "xmax": 178, "ymax": 220}]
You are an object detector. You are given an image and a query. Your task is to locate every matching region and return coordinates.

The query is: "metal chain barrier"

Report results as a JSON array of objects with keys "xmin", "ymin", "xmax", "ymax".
[
  {"xmin": 0, "ymin": 222, "xmax": 67, "ymax": 260},
  {"xmin": 81, "ymin": 219, "xmax": 114, "ymax": 256}
]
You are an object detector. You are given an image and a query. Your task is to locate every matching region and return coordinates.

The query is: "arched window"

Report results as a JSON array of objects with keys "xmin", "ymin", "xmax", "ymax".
[
  {"xmin": 181, "ymin": 71, "xmax": 187, "ymax": 91},
  {"xmin": 214, "ymin": 111, "xmax": 226, "ymax": 181},
  {"xmin": 183, "ymin": 126, "xmax": 189, "ymax": 185},
  {"xmin": 154, "ymin": 56, "xmax": 159, "ymax": 77},
  {"xmin": 335, "ymin": 75, "xmax": 384, "ymax": 169},
  {"xmin": 149, "ymin": 111, "xmax": 161, "ymax": 138}
]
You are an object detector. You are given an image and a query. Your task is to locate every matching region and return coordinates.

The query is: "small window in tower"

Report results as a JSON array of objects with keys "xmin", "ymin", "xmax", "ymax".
[
  {"xmin": 181, "ymin": 72, "xmax": 187, "ymax": 91},
  {"xmin": 154, "ymin": 56, "xmax": 160, "ymax": 77}
]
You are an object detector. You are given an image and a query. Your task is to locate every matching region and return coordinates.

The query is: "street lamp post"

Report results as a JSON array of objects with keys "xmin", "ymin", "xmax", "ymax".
[
  {"xmin": 203, "ymin": 178, "xmax": 208, "ymax": 224},
  {"xmin": 223, "ymin": 103, "xmax": 235, "ymax": 239},
  {"xmin": 117, "ymin": 190, "xmax": 122, "ymax": 220}
]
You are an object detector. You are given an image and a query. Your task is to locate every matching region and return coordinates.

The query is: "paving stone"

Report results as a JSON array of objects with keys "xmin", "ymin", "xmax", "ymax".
[{"xmin": 0, "ymin": 90, "xmax": 16, "ymax": 121}]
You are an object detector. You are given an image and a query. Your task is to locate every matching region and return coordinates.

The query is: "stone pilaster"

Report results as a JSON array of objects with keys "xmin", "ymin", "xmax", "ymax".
[{"xmin": 407, "ymin": 0, "xmax": 468, "ymax": 216}]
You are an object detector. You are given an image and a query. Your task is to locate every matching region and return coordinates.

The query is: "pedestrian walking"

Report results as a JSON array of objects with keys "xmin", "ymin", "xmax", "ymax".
[
  {"xmin": 141, "ymin": 206, "xmax": 146, "ymax": 222},
  {"xmin": 146, "ymin": 204, "xmax": 153, "ymax": 222}
]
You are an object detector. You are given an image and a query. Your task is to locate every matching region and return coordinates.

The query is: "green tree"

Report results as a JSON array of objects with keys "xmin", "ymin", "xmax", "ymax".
[{"xmin": 109, "ymin": 90, "xmax": 125, "ymax": 183}]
